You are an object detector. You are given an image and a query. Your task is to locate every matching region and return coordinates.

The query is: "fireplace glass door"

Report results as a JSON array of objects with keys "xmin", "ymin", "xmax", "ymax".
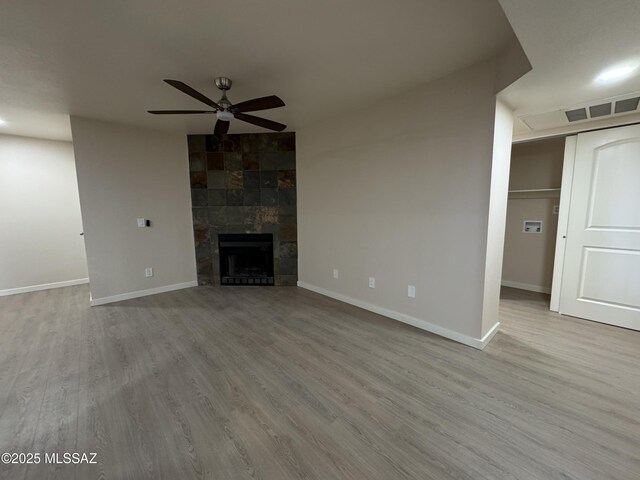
[{"xmin": 218, "ymin": 234, "xmax": 274, "ymax": 285}]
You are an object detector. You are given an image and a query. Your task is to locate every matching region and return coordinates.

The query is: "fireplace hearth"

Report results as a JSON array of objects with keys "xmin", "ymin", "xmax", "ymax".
[{"xmin": 218, "ymin": 233, "xmax": 274, "ymax": 285}]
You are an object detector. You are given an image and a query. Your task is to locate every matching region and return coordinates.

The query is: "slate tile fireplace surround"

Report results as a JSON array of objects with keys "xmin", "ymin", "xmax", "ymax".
[{"xmin": 188, "ymin": 132, "xmax": 297, "ymax": 286}]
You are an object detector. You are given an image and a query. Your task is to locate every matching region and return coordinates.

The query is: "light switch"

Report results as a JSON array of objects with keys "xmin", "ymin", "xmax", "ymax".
[
  {"xmin": 333, "ymin": 269, "xmax": 339, "ymax": 279},
  {"xmin": 137, "ymin": 218, "xmax": 146, "ymax": 228},
  {"xmin": 145, "ymin": 267, "xmax": 153, "ymax": 277},
  {"xmin": 408, "ymin": 285, "xmax": 416, "ymax": 298}
]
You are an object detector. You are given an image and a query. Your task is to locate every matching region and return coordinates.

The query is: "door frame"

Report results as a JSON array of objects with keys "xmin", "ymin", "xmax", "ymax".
[
  {"xmin": 549, "ymin": 136, "xmax": 576, "ymax": 312},
  {"xmin": 524, "ymin": 121, "xmax": 640, "ymax": 313}
]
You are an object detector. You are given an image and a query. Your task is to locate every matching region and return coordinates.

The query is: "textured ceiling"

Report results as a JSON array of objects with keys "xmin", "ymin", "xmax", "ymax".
[
  {"xmin": 0, "ymin": 0, "xmax": 514, "ymax": 141},
  {"xmin": 498, "ymin": 0, "xmax": 640, "ymax": 136}
]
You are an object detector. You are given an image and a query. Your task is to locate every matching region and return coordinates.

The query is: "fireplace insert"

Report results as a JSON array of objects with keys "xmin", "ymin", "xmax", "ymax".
[{"xmin": 218, "ymin": 233, "xmax": 274, "ymax": 285}]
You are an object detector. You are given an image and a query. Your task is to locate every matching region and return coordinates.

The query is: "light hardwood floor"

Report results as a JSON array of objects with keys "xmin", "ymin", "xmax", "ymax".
[{"xmin": 0, "ymin": 285, "xmax": 638, "ymax": 479}]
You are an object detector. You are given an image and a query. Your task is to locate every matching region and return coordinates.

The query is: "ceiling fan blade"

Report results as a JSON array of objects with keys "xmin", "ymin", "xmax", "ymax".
[
  {"xmin": 163, "ymin": 79, "xmax": 221, "ymax": 110},
  {"xmin": 147, "ymin": 110, "xmax": 213, "ymax": 114},
  {"xmin": 232, "ymin": 95, "xmax": 285, "ymax": 113},
  {"xmin": 214, "ymin": 119, "xmax": 230, "ymax": 135},
  {"xmin": 234, "ymin": 113, "xmax": 286, "ymax": 132}
]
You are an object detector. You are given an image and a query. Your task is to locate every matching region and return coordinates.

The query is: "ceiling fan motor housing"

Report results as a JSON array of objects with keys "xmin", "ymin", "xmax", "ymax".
[{"xmin": 214, "ymin": 77, "xmax": 232, "ymax": 91}]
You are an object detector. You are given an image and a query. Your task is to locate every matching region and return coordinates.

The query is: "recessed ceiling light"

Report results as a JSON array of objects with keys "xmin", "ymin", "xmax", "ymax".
[{"xmin": 595, "ymin": 65, "xmax": 637, "ymax": 84}]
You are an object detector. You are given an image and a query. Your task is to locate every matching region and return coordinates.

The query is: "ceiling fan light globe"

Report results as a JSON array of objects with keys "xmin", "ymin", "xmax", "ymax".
[{"xmin": 216, "ymin": 110, "xmax": 234, "ymax": 122}]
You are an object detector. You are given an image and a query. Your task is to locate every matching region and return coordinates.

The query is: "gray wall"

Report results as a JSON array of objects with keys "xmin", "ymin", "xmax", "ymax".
[
  {"xmin": 502, "ymin": 137, "xmax": 565, "ymax": 292},
  {"xmin": 296, "ymin": 59, "xmax": 514, "ymax": 343},
  {"xmin": 0, "ymin": 134, "xmax": 87, "ymax": 293},
  {"xmin": 71, "ymin": 117, "xmax": 197, "ymax": 303}
]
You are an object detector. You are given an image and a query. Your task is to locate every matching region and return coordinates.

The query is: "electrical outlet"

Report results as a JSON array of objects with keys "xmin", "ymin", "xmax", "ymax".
[
  {"xmin": 137, "ymin": 218, "xmax": 146, "ymax": 228},
  {"xmin": 333, "ymin": 269, "xmax": 339, "ymax": 279},
  {"xmin": 368, "ymin": 277, "xmax": 376, "ymax": 288},
  {"xmin": 553, "ymin": 205, "xmax": 560, "ymax": 215},
  {"xmin": 408, "ymin": 285, "xmax": 416, "ymax": 298},
  {"xmin": 145, "ymin": 267, "xmax": 153, "ymax": 277}
]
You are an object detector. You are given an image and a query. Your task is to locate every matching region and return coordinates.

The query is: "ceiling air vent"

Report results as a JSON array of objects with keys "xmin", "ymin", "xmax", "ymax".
[
  {"xmin": 565, "ymin": 108, "xmax": 588, "ymax": 122},
  {"xmin": 564, "ymin": 95, "xmax": 640, "ymax": 123},
  {"xmin": 589, "ymin": 103, "xmax": 612, "ymax": 118},
  {"xmin": 589, "ymin": 103, "xmax": 611, "ymax": 118},
  {"xmin": 519, "ymin": 93, "xmax": 640, "ymax": 133},
  {"xmin": 615, "ymin": 97, "xmax": 640, "ymax": 113}
]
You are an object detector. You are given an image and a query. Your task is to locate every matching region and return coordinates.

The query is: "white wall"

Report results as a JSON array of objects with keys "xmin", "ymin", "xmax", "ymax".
[
  {"xmin": 0, "ymin": 134, "xmax": 88, "ymax": 294},
  {"xmin": 481, "ymin": 100, "xmax": 514, "ymax": 338},
  {"xmin": 70, "ymin": 117, "xmax": 197, "ymax": 304},
  {"xmin": 297, "ymin": 57, "xmax": 524, "ymax": 347}
]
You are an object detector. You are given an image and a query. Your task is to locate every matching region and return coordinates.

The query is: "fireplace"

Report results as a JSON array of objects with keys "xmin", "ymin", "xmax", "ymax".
[{"xmin": 218, "ymin": 234, "xmax": 274, "ymax": 285}]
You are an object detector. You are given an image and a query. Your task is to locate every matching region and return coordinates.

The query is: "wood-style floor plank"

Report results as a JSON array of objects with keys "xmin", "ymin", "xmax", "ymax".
[{"xmin": 0, "ymin": 284, "xmax": 638, "ymax": 479}]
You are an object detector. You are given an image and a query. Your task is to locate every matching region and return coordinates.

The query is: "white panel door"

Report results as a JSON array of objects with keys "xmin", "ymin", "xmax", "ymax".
[{"xmin": 559, "ymin": 124, "xmax": 640, "ymax": 330}]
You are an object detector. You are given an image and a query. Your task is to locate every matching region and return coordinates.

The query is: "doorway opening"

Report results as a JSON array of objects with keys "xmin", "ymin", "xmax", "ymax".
[{"xmin": 501, "ymin": 137, "xmax": 565, "ymax": 307}]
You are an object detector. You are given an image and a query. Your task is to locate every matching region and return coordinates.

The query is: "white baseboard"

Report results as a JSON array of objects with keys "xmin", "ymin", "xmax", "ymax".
[
  {"xmin": 297, "ymin": 281, "xmax": 499, "ymax": 350},
  {"xmin": 90, "ymin": 281, "xmax": 198, "ymax": 306},
  {"xmin": 480, "ymin": 321, "xmax": 501, "ymax": 347},
  {"xmin": 0, "ymin": 278, "xmax": 89, "ymax": 297},
  {"xmin": 501, "ymin": 280, "xmax": 551, "ymax": 294}
]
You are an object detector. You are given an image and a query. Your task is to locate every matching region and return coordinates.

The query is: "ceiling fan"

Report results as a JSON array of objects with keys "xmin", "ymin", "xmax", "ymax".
[{"xmin": 148, "ymin": 77, "xmax": 286, "ymax": 134}]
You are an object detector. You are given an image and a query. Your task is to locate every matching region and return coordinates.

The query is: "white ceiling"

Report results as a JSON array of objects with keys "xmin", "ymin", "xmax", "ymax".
[
  {"xmin": 5, "ymin": 1, "xmax": 638, "ymax": 143},
  {"xmin": 498, "ymin": 0, "xmax": 640, "ymax": 136},
  {"xmin": 0, "ymin": 0, "xmax": 514, "ymax": 141}
]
